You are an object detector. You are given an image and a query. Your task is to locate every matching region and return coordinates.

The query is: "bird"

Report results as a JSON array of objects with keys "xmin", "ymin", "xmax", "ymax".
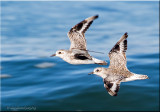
[
  {"xmin": 51, "ymin": 15, "xmax": 107, "ymax": 65},
  {"xmin": 88, "ymin": 32, "xmax": 149, "ymax": 96}
]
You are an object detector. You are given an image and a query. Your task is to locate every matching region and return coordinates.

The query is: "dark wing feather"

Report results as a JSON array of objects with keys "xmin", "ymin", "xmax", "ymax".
[
  {"xmin": 74, "ymin": 53, "xmax": 90, "ymax": 60},
  {"xmin": 108, "ymin": 32, "xmax": 128, "ymax": 70},
  {"xmin": 103, "ymin": 78, "xmax": 121, "ymax": 96},
  {"xmin": 68, "ymin": 15, "xmax": 98, "ymax": 50},
  {"xmin": 72, "ymin": 49, "xmax": 92, "ymax": 60}
]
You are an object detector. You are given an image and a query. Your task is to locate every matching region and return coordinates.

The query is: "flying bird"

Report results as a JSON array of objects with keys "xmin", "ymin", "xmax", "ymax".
[
  {"xmin": 88, "ymin": 32, "xmax": 149, "ymax": 96},
  {"xmin": 51, "ymin": 15, "xmax": 107, "ymax": 65}
]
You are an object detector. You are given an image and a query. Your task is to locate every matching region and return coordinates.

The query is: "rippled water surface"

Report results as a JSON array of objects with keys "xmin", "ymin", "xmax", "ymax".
[{"xmin": 1, "ymin": 1, "xmax": 159, "ymax": 111}]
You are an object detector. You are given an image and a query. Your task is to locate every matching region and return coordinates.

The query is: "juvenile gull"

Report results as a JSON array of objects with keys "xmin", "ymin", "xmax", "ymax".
[
  {"xmin": 51, "ymin": 15, "xmax": 107, "ymax": 65},
  {"xmin": 88, "ymin": 32, "xmax": 149, "ymax": 96}
]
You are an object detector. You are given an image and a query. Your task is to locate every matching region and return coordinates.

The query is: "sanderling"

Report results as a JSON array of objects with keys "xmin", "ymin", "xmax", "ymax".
[
  {"xmin": 88, "ymin": 32, "xmax": 149, "ymax": 96},
  {"xmin": 51, "ymin": 15, "xmax": 107, "ymax": 65}
]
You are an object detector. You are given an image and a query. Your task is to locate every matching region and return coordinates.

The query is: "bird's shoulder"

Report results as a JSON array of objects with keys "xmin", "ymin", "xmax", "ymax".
[{"xmin": 104, "ymin": 68, "xmax": 127, "ymax": 81}]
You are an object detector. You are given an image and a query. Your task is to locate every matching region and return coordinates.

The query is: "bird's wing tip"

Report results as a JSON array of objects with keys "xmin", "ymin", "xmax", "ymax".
[{"xmin": 124, "ymin": 32, "xmax": 128, "ymax": 38}]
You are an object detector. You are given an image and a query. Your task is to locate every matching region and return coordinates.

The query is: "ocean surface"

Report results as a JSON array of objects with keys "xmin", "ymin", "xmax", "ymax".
[{"xmin": 1, "ymin": 1, "xmax": 159, "ymax": 111}]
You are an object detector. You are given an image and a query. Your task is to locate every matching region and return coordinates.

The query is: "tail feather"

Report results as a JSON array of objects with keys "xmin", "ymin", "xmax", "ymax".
[
  {"xmin": 136, "ymin": 74, "xmax": 149, "ymax": 79},
  {"xmin": 124, "ymin": 74, "xmax": 149, "ymax": 82},
  {"xmin": 92, "ymin": 57, "xmax": 107, "ymax": 65}
]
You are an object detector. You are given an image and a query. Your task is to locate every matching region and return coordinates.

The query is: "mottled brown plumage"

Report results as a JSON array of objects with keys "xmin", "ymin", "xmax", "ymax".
[
  {"xmin": 108, "ymin": 32, "xmax": 128, "ymax": 71},
  {"xmin": 51, "ymin": 15, "xmax": 107, "ymax": 65},
  {"xmin": 89, "ymin": 33, "xmax": 149, "ymax": 96},
  {"xmin": 67, "ymin": 15, "xmax": 98, "ymax": 50}
]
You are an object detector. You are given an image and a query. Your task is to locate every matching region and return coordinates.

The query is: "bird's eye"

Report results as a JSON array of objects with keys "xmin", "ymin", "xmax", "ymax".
[
  {"xmin": 96, "ymin": 69, "xmax": 99, "ymax": 72},
  {"xmin": 58, "ymin": 52, "xmax": 61, "ymax": 54}
]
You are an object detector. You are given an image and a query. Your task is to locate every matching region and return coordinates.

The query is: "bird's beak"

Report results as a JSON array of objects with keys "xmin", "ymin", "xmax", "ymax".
[
  {"xmin": 88, "ymin": 72, "xmax": 94, "ymax": 75},
  {"xmin": 50, "ymin": 54, "xmax": 56, "ymax": 57}
]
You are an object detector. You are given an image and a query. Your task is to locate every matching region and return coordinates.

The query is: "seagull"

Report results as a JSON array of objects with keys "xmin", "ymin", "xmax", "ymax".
[
  {"xmin": 88, "ymin": 32, "xmax": 149, "ymax": 96},
  {"xmin": 51, "ymin": 15, "xmax": 107, "ymax": 65}
]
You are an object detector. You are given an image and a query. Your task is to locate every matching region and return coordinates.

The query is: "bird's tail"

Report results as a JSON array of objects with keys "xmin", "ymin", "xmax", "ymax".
[
  {"xmin": 124, "ymin": 73, "xmax": 149, "ymax": 82},
  {"xmin": 92, "ymin": 57, "xmax": 107, "ymax": 65},
  {"xmin": 134, "ymin": 74, "xmax": 149, "ymax": 80}
]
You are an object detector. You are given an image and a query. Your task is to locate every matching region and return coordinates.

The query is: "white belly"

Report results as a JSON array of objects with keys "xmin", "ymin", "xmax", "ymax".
[{"xmin": 66, "ymin": 59, "xmax": 95, "ymax": 64}]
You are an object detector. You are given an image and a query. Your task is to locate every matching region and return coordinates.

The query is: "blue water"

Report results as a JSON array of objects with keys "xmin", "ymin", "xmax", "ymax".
[{"xmin": 1, "ymin": 1, "xmax": 159, "ymax": 111}]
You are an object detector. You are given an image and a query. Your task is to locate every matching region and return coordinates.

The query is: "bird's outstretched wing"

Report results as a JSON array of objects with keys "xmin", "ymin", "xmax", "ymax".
[
  {"xmin": 103, "ymin": 78, "xmax": 121, "ymax": 96},
  {"xmin": 67, "ymin": 15, "xmax": 98, "ymax": 50},
  {"xmin": 108, "ymin": 32, "xmax": 128, "ymax": 70}
]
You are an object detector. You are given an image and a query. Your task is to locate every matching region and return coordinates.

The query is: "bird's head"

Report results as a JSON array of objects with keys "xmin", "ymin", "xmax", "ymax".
[
  {"xmin": 88, "ymin": 67, "xmax": 107, "ymax": 78},
  {"xmin": 50, "ymin": 50, "xmax": 67, "ymax": 58}
]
